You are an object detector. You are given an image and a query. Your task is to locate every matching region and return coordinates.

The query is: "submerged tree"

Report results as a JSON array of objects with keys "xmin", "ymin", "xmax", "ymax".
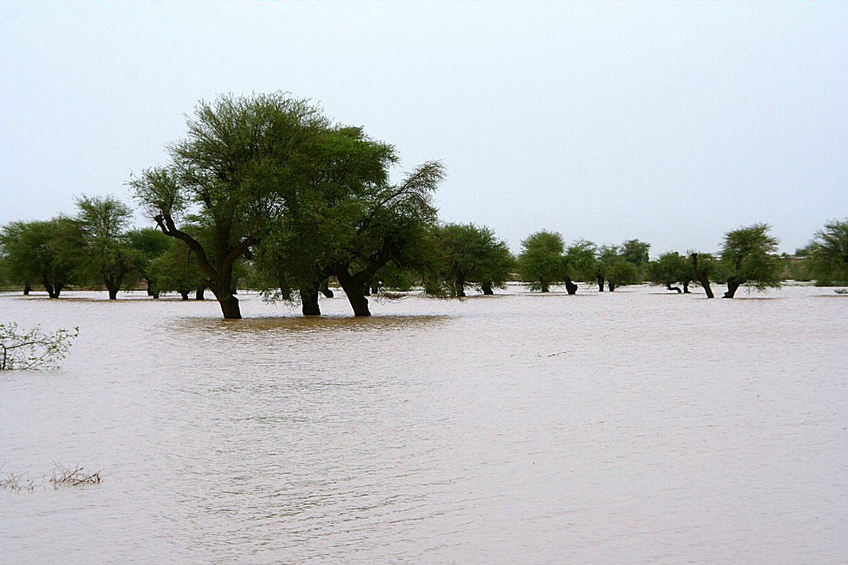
[
  {"xmin": 719, "ymin": 223, "xmax": 782, "ymax": 298},
  {"xmin": 805, "ymin": 219, "xmax": 848, "ymax": 285},
  {"xmin": 650, "ymin": 252, "xmax": 693, "ymax": 293},
  {"xmin": 0, "ymin": 218, "xmax": 84, "ymax": 298},
  {"xmin": 131, "ymin": 92, "xmax": 330, "ymax": 319},
  {"xmin": 689, "ymin": 252, "xmax": 717, "ymax": 298},
  {"xmin": 0, "ymin": 322, "xmax": 79, "ymax": 370},
  {"xmin": 518, "ymin": 230, "xmax": 565, "ymax": 292},
  {"xmin": 563, "ymin": 240, "xmax": 597, "ymax": 295},
  {"xmin": 434, "ymin": 223, "xmax": 513, "ymax": 296},
  {"xmin": 76, "ymin": 195, "xmax": 136, "ymax": 300}
]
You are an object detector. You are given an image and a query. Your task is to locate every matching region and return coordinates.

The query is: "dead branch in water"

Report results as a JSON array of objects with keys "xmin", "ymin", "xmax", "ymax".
[{"xmin": 49, "ymin": 465, "xmax": 101, "ymax": 488}]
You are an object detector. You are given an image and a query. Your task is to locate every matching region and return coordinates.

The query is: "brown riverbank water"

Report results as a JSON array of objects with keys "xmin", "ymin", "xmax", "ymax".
[{"xmin": 2, "ymin": 285, "xmax": 846, "ymax": 563}]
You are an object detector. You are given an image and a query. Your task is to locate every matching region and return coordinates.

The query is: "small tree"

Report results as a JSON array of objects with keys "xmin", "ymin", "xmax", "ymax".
[
  {"xmin": 650, "ymin": 252, "xmax": 693, "ymax": 293},
  {"xmin": 563, "ymin": 240, "xmax": 597, "ymax": 294},
  {"xmin": 805, "ymin": 219, "xmax": 848, "ymax": 285},
  {"xmin": 434, "ymin": 223, "xmax": 512, "ymax": 297},
  {"xmin": 719, "ymin": 223, "xmax": 782, "ymax": 298},
  {"xmin": 0, "ymin": 322, "xmax": 78, "ymax": 370},
  {"xmin": 518, "ymin": 230, "xmax": 565, "ymax": 292},
  {"xmin": 76, "ymin": 195, "xmax": 136, "ymax": 300},
  {"xmin": 0, "ymin": 219, "xmax": 84, "ymax": 298}
]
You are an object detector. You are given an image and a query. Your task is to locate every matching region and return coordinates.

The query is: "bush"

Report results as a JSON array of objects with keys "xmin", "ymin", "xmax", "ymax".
[{"xmin": 0, "ymin": 322, "xmax": 79, "ymax": 370}]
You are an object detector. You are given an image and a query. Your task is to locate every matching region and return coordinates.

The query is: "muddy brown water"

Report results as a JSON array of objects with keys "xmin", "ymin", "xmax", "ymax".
[{"xmin": 1, "ymin": 285, "xmax": 847, "ymax": 563}]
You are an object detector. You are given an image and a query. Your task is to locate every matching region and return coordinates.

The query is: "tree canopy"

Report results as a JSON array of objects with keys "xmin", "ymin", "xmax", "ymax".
[
  {"xmin": 805, "ymin": 219, "xmax": 848, "ymax": 285},
  {"xmin": 719, "ymin": 223, "xmax": 782, "ymax": 298}
]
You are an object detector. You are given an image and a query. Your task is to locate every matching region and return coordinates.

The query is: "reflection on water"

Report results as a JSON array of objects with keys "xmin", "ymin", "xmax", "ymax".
[{"xmin": 1, "ymin": 286, "xmax": 847, "ymax": 563}]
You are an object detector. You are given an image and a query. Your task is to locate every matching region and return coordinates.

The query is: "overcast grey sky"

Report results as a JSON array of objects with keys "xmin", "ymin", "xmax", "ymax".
[{"xmin": 1, "ymin": 1, "xmax": 846, "ymax": 255}]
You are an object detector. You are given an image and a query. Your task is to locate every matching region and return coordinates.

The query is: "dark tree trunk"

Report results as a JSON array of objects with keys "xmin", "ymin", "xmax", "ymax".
[
  {"xmin": 455, "ymin": 275, "xmax": 466, "ymax": 297},
  {"xmin": 107, "ymin": 286, "xmax": 119, "ymax": 300},
  {"xmin": 565, "ymin": 279, "xmax": 578, "ymax": 295},
  {"xmin": 597, "ymin": 275, "xmax": 605, "ymax": 292},
  {"xmin": 23, "ymin": 282, "xmax": 31, "ymax": 296},
  {"xmin": 683, "ymin": 281, "xmax": 690, "ymax": 294},
  {"xmin": 690, "ymin": 253, "xmax": 714, "ymax": 299},
  {"xmin": 319, "ymin": 279, "xmax": 334, "ymax": 298},
  {"xmin": 666, "ymin": 283, "xmax": 682, "ymax": 294},
  {"xmin": 724, "ymin": 278, "xmax": 742, "ymax": 298},
  {"xmin": 146, "ymin": 279, "xmax": 156, "ymax": 297},
  {"xmin": 180, "ymin": 290, "xmax": 190, "ymax": 301},
  {"xmin": 481, "ymin": 280, "xmax": 494, "ymax": 295},
  {"xmin": 337, "ymin": 271, "xmax": 371, "ymax": 316},
  {"xmin": 608, "ymin": 281, "xmax": 616, "ymax": 292},
  {"xmin": 195, "ymin": 286, "xmax": 206, "ymax": 300},
  {"xmin": 540, "ymin": 280, "xmax": 550, "ymax": 292},
  {"xmin": 45, "ymin": 282, "xmax": 62, "ymax": 299},
  {"xmin": 300, "ymin": 284, "xmax": 321, "ymax": 316},
  {"xmin": 215, "ymin": 291, "xmax": 241, "ymax": 318}
]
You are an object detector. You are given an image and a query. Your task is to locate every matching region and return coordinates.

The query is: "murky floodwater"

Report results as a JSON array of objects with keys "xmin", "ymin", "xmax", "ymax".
[{"xmin": 1, "ymin": 284, "xmax": 846, "ymax": 564}]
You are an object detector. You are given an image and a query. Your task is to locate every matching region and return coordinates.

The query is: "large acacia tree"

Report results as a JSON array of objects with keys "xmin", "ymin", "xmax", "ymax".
[{"xmin": 131, "ymin": 93, "xmax": 329, "ymax": 319}]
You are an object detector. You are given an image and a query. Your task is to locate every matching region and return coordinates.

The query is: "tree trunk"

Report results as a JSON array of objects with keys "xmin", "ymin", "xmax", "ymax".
[
  {"xmin": 180, "ymin": 290, "xmax": 190, "ymax": 301},
  {"xmin": 337, "ymin": 271, "xmax": 371, "ymax": 316},
  {"xmin": 690, "ymin": 253, "xmax": 714, "ymax": 299},
  {"xmin": 608, "ymin": 281, "xmax": 616, "ymax": 292},
  {"xmin": 540, "ymin": 281, "xmax": 550, "ymax": 292},
  {"xmin": 481, "ymin": 280, "xmax": 494, "ymax": 295},
  {"xmin": 597, "ymin": 275, "xmax": 604, "ymax": 292},
  {"xmin": 195, "ymin": 286, "xmax": 206, "ymax": 300},
  {"xmin": 146, "ymin": 279, "xmax": 156, "ymax": 297},
  {"xmin": 23, "ymin": 282, "xmax": 31, "ymax": 296},
  {"xmin": 724, "ymin": 278, "xmax": 742, "ymax": 298},
  {"xmin": 683, "ymin": 281, "xmax": 690, "ymax": 294},
  {"xmin": 666, "ymin": 283, "xmax": 682, "ymax": 294},
  {"xmin": 45, "ymin": 282, "xmax": 62, "ymax": 299},
  {"xmin": 319, "ymin": 279, "xmax": 334, "ymax": 298},
  {"xmin": 215, "ymin": 291, "xmax": 242, "ymax": 318},
  {"xmin": 300, "ymin": 284, "xmax": 321, "ymax": 316},
  {"xmin": 565, "ymin": 279, "xmax": 578, "ymax": 295},
  {"xmin": 455, "ymin": 275, "xmax": 466, "ymax": 297}
]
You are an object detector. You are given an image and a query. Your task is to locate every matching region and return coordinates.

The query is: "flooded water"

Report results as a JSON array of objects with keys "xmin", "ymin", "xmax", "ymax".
[{"xmin": 1, "ymin": 284, "xmax": 847, "ymax": 563}]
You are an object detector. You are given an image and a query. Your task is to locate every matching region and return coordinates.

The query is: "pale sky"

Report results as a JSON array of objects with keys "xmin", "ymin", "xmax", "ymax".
[{"xmin": 1, "ymin": 1, "xmax": 846, "ymax": 256}]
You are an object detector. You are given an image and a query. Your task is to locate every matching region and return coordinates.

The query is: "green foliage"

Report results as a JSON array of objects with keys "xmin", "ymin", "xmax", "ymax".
[
  {"xmin": 563, "ymin": 240, "xmax": 597, "ymax": 283},
  {"xmin": 148, "ymin": 239, "xmax": 206, "ymax": 298},
  {"xmin": 720, "ymin": 223, "xmax": 782, "ymax": 294},
  {"xmin": 518, "ymin": 230, "xmax": 564, "ymax": 292},
  {"xmin": 433, "ymin": 223, "xmax": 513, "ymax": 296},
  {"xmin": 649, "ymin": 252, "xmax": 692, "ymax": 288},
  {"xmin": 76, "ymin": 195, "xmax": 136, "ymax": 298},
  {"xmin": 0, "ymin": 322, "xmax": 79, "ymax": 370},
  {"xmin": 0, "ymin": 218, "xmax": 85, "ymax": 296},
  {"xmin": 805, "ymin": 219, "xmax": 848, "ymax": 285},
  {"xmin": 620, "ymin": 238, "xmax": 651, "ymax": 279}
]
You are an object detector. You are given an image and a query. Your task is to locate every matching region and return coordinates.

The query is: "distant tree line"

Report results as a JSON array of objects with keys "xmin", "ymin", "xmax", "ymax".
[{"xmin": 1, "ymin": 93, "xmax": 846, "ymax": 318}]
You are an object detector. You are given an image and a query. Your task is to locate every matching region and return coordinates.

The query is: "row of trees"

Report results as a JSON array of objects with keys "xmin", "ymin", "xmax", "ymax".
[{"xmin": 1, "ymin": 93, "xmax": 846, "ymax": 318}]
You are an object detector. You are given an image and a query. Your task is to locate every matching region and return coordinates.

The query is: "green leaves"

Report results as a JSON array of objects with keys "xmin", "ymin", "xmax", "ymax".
[{"xmin": 0, "ymin": 322, "xmax": 79, "ymax": 371}]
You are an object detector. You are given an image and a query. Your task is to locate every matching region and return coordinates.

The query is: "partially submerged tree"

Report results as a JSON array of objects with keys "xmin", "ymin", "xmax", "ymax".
[
  {"xmin": 689, "ymin": 252, "xmax": 716, "ymax": 298},
  {"xmin": 805, "ymin": 219, "xmax": 848, "ymax": 285},
  {"xmin": 76, "ymin": 195, "xmax": 136, "ymax": 300},
  {"xmin": 518, "ymin": 230, "xmax": 565, "ymax": 292},
  {"xmin": 0, "ymin": 218, "xmax": 84, "ymax": 298},
  {"xmin": 719, "ymin": 223, "xmax": 782, "ymax": 298},
  {"xmin": 434, "ymin": 223, "xmax": 512, "ymax": 296},
  {"xmin": 148, "ymin": 238, "xmax": 207, "ymax": 300},
  {"xmin": 131, "ymin": 92, "xmax": 329, "ymax": 318},
  {"xmin": 0, "ymin": 322, "xmax": 78, "ymax": 370},
  {"xmin": 563, "ymin": 240, "xmax": 597, "ymax": 294},
  {"xmin": 125, "ymin": 228, "xmax": 171, "ymax": 297},
  {"xmin": 650, "ymin": 251, "xmax": 693, "ymax": 293}
]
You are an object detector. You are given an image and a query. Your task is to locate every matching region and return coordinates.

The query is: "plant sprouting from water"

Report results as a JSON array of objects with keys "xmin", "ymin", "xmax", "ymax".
[{"xmin": 0, "ymin": 322, "xmax": 79, "ymax": 370}]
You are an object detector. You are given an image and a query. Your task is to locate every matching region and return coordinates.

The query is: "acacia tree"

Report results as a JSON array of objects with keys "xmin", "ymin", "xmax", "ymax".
[
  {"xmin": 805, "ymin": 219, "xmax": 848, "ymax": 285},
  {"xmin": 563, "ymin": 240, "xmax": 597, "ymax": 294},
  {"xmin": 689, "ymin": 252, "xmax": 717, "ymax": 298},
  {"xmin": 148, "ymin": 238, "xmax": 207, "ymax": 300},
  {"xmin": 650, "ymin": 252, "xmax": 693, "ymax": 293},
  {"xmin": 0, "ymin": 218, "xmax": 84, "ymax": 298},
  {"xmin": 253, "ymin": 126, "xmax": 398, "ymax": 316},
  {"xmin": 620, "ymin": 238, "xmax": 651, "ymax": 280},
  {"xmin": 518, "ymin": 230, "xmax": 565, "ymax": 292},
  {"xmin": 326, "ymin": 162, "xmax": 444, "ymax": 316},
  {"xmin": 126, "ymin": 228, "xmax": 171, "ymax": 297},
  {"xmin": 131, "ymin": 93, "xmax": 329, "ymax": 319},
  {"xmin": 435, "ymin": 223, "xmax": 512, "ymax": 297},
  {"xmin": 76, "ymin": 195, "xmax": 136, "ymax": 300},
  {"xmin": 719, "ymin": 223, "xmax": 782, "ymax": 298}
]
